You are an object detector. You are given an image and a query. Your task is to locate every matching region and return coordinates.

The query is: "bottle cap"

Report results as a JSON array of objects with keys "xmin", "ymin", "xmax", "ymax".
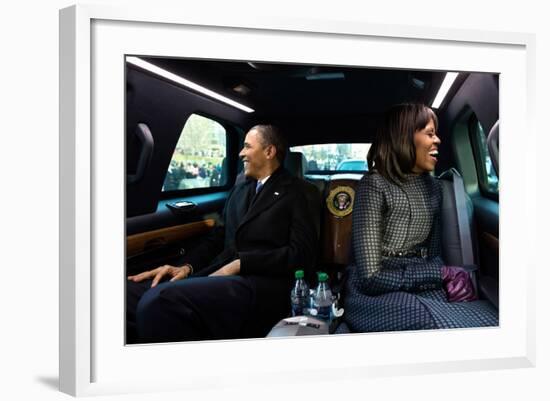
[
  {"xmin": 317, "ymin": 272, "xmax": 328, "ymax": 282},
  {"xmin": 295, "ymin": 270, "xmax": 304, "ymax": 279}
]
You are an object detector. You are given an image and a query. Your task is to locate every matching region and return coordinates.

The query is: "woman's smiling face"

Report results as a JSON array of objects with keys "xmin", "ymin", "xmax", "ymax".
[{"xmin": 412, "ymin": 118, "xmax": 441, "ymax": 174}]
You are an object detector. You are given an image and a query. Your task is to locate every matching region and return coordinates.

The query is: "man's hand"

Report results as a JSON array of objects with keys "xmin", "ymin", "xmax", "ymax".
[
  {"xmin": 128, "ymin": 264, "xmax": 192, "ymax": 288},
  {"xmin": 209, "ymin": 259, "xmax": 241, "ymax": 277}
]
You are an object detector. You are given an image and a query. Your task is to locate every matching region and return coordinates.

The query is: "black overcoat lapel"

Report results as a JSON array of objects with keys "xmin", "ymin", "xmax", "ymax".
[
  {"xmin": 237, "ymin": 169, "xmax": 290, "ymax": 230},
  {"xmin": 233, "ymin": 178, "xmax": 256, "ymax": 220}
]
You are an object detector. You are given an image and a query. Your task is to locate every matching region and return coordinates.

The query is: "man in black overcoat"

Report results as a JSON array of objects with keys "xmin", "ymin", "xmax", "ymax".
[{"xmin": 126, "ymin": 125, "xmax": 318, "ymax": 343}]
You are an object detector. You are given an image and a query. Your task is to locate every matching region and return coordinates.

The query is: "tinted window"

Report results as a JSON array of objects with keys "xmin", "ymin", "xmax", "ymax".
[
  {"xmin": 471, "ymin": 119, "xmax": 498, "ymax": 194},
  {"xmin": 290, "ymin": 143, "xmax": 371, "ymax": 173},
  {"xmin": 162, "ymin": 114, "xmax": 227, "ymax": 191}
]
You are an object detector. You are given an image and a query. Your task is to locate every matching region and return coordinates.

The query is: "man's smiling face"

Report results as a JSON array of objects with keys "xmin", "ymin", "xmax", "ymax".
[{"xmin": 239, "ymin": 129, "xmax": 270, "ymax": 180}]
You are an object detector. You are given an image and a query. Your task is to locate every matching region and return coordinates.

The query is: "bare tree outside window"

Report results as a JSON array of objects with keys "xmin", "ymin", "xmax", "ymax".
[
  {"xmin": 163, "ymin": 114, "xmax": 227, "ymax": 191},
  {"xmin": 291, "ymin": 143, "xmax": 371, "ymax": 172}
]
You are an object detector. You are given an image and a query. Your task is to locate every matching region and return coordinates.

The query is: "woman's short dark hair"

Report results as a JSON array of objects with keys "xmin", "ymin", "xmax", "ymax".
[
  {"xmin": 251, "ymin": 124, "xmax": 287, "ymax": 164},
  {"xmin": 367, "ymin": 103, "xmax": 438, "ymax": 185}
]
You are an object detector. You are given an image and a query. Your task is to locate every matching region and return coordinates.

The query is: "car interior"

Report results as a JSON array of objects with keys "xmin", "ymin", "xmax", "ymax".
[{"xmin": 125, "ymin": 56, "xmax": 499, "ymax": 336}]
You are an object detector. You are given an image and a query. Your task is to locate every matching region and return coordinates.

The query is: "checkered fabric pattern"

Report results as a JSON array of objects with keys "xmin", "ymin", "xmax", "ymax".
[
  {"xmin": 342, "ymin": 172, "xmax": 498, "ymax": 333},
  {"xmin": 416, "ymin": 290, "xmax": 498, "ymax": 328}
]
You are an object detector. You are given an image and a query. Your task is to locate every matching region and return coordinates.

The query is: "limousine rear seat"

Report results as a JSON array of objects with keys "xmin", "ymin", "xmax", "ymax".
[
  {"xmin": 268, "ymin": 167, "xmax": 497, "ymax": 336},
  {"xmin": 284, "ymin": 151, "xmax": 323, "ymax": 242},
  {"xmin": 439, "ymin": 169, "xmax": 497, "ymax": 308},
  {"xmin": 285, "ymin": 151, "xmax": 327, "ymax": 200},
  {"xmin": 286, "ymin": 153, "xmax": 497, "ymax": 308}
]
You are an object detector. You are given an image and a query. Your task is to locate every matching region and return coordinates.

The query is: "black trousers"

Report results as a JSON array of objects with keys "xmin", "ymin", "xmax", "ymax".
[{"xmin": 126, "ymin": 275, "xmax": 290, "ymax": 344}]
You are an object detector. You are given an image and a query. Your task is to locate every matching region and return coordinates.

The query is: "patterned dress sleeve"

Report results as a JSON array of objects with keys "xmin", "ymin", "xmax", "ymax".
[{"xmin": 352, "ymin": 174, "xmax": 442, "ymax": 295}]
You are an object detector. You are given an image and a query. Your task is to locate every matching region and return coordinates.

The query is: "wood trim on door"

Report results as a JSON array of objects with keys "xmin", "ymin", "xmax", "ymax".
[{"xmin": 127, "ymin": 219, "xmax": 216, "ymax": 257}]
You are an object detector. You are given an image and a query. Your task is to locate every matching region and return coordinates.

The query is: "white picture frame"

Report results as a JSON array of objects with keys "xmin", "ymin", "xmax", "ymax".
[{"xmin": 59, "ymin": 4, "xmax": 536, "ymax": 397}]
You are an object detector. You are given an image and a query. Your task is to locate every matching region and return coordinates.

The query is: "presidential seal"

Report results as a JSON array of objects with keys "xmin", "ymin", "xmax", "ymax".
[{"xmin": 326, "ymin": 186, "xmax": 355, "ymax": 218}]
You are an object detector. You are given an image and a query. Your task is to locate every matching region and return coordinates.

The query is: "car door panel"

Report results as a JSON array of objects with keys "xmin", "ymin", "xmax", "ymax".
[
  {"xmin": 126, "ymin": 192, "xmax": 229, "ymax": 274},
  {"xmin": 472, "ymin": 197, "xmax": 499, "ymax": 307}
]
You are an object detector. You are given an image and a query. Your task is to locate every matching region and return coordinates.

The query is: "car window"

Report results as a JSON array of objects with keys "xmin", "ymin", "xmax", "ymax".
[
  {"xmin": 470, "ymin": 118, "xmax": 499, "ymax": 194},
  {"xmin": 337, "ymin": 160, "xmax": 367, "ymax": 171},
  {"xmin": 290, "ymin": 143, "xmax": 371, "ymax": 173},
  {"xmin": 162, "ymin": 114, "xmax": 227, "ymax": 192}
]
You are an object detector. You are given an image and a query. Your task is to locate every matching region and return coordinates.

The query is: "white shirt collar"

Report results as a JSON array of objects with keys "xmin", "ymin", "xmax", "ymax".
[{"xmin": 257, "ymin": 175, "xmax": 270, "ymax": 185}]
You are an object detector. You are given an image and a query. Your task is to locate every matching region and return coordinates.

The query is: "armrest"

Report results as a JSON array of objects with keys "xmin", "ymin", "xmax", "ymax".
[
  {"xmin": 461, "ymin": 264, "xmax": 479, "ymax": 299},
  {"xmin": 455, "ymin": 265, "xmax": 498, "ymax": 309},
  {"xmin": 266, "ymin": 316, "xmax": 329, "ymax": 337}
]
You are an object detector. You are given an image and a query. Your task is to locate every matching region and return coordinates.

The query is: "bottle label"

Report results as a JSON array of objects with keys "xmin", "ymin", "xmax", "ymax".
[{"xmin": 314, "ymin": 306, "xmax": 331, "ymax": 322}]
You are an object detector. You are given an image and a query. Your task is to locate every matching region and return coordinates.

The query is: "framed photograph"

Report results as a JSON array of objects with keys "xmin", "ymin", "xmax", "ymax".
[{"xmin": 60, "ymin": 4, "xmax": 535, "ymax": 397}]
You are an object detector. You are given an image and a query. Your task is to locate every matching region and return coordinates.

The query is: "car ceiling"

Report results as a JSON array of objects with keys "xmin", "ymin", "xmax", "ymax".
[{"xmin": 139, "ymin": 56, "xmax": 449, "ymax": 145}]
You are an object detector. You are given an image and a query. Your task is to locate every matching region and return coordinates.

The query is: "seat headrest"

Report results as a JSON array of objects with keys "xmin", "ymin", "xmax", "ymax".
[{"xmin": 284, "ymin": 151, "xmax": 307, "ymax": 179}]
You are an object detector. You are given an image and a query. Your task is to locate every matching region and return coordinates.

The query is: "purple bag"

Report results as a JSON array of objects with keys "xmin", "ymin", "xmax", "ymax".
[{"xmin": 441, "ymin": 266, "xmax": 478, "ymax": 302}]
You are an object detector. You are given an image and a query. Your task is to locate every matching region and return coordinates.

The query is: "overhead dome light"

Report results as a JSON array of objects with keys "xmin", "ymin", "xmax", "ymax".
[
  {"xmin": 232, "ymin": 83, "xmax": 251, "ymax": 96},
  {"xmin": 126, "ymin": 56, "xmax": 255, "ymax": 113},
  {"xmin": 431, "ymin": 72, "xmax": 459, "ymax": 109}
]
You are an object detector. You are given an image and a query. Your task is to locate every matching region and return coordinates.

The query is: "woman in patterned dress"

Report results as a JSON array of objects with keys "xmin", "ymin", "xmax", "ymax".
[{"xmin": 338, "ymin": 103, "xmax": 498, "ymax": 333}]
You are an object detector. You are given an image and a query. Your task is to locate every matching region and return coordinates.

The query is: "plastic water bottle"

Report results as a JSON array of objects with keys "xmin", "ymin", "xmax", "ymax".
[
  {"xmin": 290, "ymin": 270, "xmax": 310, "ymax": 316},
  {"xmin": 311, "ymin": 272, "xmax": 333, "ymax": 322}
]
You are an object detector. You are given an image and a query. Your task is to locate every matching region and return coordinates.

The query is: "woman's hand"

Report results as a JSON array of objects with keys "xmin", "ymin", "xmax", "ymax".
[
  {"xmin": 128, "ymin": 264, "xmax": 192, "ymax": 288},
  {"xmin": 441, "ymin": 266, "xmax": 477, "ymax": 302}
]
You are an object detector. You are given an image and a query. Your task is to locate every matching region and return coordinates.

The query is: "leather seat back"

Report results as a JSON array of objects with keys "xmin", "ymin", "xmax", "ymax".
[
  {"xmin": 284, "ymin": 151, "xmax": 307, "ymax": 179},
  {"xmin": 285, "ymin": 151, "xmax": 322, "ymax": 240},
  {"xmin": 439, "ymin": 169, "xmax": 498, "ymax": 308},
  {"xmin": 439, "ymin": 177, "xmax": 477, "ymax": 267}
]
